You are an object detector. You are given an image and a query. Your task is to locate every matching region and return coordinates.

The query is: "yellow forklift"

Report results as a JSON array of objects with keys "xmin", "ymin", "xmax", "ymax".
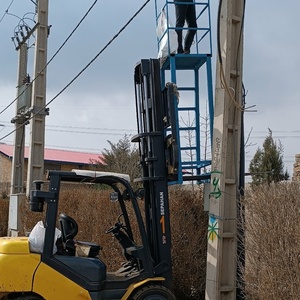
[{"xmin": 0, "ymin": 59, "xmax": 179, "ymax": 300}]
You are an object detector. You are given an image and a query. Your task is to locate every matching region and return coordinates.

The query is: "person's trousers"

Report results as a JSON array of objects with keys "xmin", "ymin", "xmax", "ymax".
[{"xmin": 174, "ymin": 0, "xmax": 197, "ymax": 52}]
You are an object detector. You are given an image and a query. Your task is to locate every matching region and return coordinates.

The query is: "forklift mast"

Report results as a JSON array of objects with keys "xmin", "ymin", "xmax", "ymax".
[{"xmin": 132, "ymin": 59, "xmax": 176, "ymax": 286}]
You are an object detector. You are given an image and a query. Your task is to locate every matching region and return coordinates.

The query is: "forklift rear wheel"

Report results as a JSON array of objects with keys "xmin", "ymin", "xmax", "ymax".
[{"xmin": 130, "ymin": 284, "xmax": 176, "ymax": 300}]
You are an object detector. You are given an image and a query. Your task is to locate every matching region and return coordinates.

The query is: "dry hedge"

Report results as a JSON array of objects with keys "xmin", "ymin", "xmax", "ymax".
[
  {"xmin": 2, "ymin": 181, "xmax": 300, "ymax": 299},
  {"xmin": 0, "ymin": 199, "xmax": 9, "ymax": 236},
  {"xmin": 1, "ymin": 183, "xmax": 207, "ymax": 299},
  {"xmin": 169, "ymin": 186, "xmax": 207, "ymax": 299},
  {"xmin": 243, "ymin": 182, "xmax": 300, "ymax": 300}
]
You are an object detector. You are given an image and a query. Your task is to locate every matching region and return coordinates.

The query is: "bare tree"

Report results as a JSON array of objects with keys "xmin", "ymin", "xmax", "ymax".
[{"xmin": 92, "ymin": 134, "xmax": 141, "ymax": 184}]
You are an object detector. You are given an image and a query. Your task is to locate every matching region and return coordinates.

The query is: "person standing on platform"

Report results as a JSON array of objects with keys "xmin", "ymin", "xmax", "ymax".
[{"xmin": 174, "ymin": 0, "xmax": 197, "ymax": 54}]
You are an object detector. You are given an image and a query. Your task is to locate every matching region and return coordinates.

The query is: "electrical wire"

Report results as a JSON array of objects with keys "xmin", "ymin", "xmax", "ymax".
[
  {"xmin": 0, "ymin": 0, "xmax": 151, "ymax": 142},
  {"xmin": 0, "ymin": 0, "xmax": 15, "ymax": 23},
  {"xmin": 47, "ymin": 124, "xmax": 136, "ymax": 132},
  {"xmin": 0, "ymin": 120, "xmax": 136, "ymax": 132},
  {"xmin": 216, "ymin": 0, "xmax": 223, "ymax": 65},
  {"xmin": 3, "ymin": 120, "xmax": 300, "ymax": 138},
  {"xmin": 46, "ymin": 129, "xmax": 131, "ymax": 136},
  {"xmin": 217, "ymin": 0, "xmax": 251, "ymax": 112},
  {"xmin": 0, "ymin": 0, "xmax": 99, "ymax": 116},
  {"xmin": 43, "ymin": 0, "xmax": 150, "ymax": 108},
  {"xmin": 0, "ymin": 122, "xmax": 136, "ymax": 136}
]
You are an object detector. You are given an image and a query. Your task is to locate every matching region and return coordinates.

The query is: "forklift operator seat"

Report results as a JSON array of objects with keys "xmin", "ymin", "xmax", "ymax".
[
  {"xmin": 59, "ymin": 213, "xmax": 78, "ymax": 242},
  {"xmin": 59, "ymin": 213, "xmax": 101, "ymax": 258}
]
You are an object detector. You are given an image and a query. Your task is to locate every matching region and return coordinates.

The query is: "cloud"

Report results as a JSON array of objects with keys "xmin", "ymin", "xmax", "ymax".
[{"xmin": 1, "ymin": 0, "xmax": 300, "ymax": 177}]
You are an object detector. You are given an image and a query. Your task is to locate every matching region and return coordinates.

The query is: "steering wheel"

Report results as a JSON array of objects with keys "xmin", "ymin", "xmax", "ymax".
[
  {"xmin": 105, "ymin": 223, "xmax": 122, "ymax": 234},
  {"xmin": 105, "ymin": 214, "xmax": 125, "ymax": 234}
]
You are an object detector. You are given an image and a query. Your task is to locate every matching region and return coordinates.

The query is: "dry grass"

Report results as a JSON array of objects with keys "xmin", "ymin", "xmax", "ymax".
[
  {"xmin": 0, "ymin": 183, "xmax": 10, "ymax": 236},
  {"xmin": 169, "ymin": 185, "xmax": 208, "ymax": 299},
  {"xmin": 0, "ymin": 199, "xmax": 9, "ymax": 236},
  {"xmin": 2, "ymin": 181, "xmax": 300, "ymax": 299},
  {"xmin": 242, "ymin": 182, "xmax": 300, "ymax": 300},
  {"xmin": 19, "ymin": 183, "xmax": 129, "ymax": 270}
]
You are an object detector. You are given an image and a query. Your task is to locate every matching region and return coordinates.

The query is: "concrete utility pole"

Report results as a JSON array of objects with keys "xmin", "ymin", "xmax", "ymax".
[
  {"xmin": 206, "ymin": 0, "xmax": 245, "ymax": 299},
  {"xmin": 10, "ymin": 18, "xmax": 38, "ymax": 195},
  {"xmin": 8, "ymin": 19, "xmax": 39, "ymax": 236},
  {"xmin": 11, "ymin": 43, "xmax": 28, "ymax": 194},
  {"xmin": 8, "ymin": 43, "xmax": 29, "ymax": 237},
  {"xmin": 26, "ymin": 0, "xmax": 49, "ymax": 196},
  {"xmin": 10, "ymin": 18, "xmax": 39, "ymax": 196}
]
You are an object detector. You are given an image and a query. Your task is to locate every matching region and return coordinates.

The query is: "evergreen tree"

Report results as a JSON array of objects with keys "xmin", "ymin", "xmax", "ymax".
[{"xmin": 249, "ymin": 129, "xmax": 289, "ymax": 185}]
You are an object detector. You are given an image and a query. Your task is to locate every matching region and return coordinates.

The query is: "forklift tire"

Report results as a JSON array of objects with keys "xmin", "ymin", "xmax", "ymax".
[
  {"xmin": 15, "ymin": 297, "xmax": 42, "ymax": 300},
  {"xmin": 130, "ymin": 284, "xmax": 176, "ymax": 300},
  {"xmin": 5, "ymin": 294, "xmax": 43, "ymax": 300}
]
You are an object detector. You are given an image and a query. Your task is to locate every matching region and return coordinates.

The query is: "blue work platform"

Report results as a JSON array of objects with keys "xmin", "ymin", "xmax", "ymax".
[{"xmin": 155, "ymin": 0, "xmax": 214, "ymax": 183}]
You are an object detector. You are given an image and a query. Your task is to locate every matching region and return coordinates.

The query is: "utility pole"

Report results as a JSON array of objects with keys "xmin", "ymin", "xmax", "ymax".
[
  {"xmin": 8, "ymin": 0, "xmax": 49, "ymax": 235},
  {"xmin": 8, "ymin": 42, "xmax": 28, "ymax": 237},
  {"xmin": 11, "ymin": 43, "xmax": 28, "ymax": 194},
  {"xmin": 206, "ymin": 0, "xmax": 245, "ymax": 299},
  {"xmin": 8, "ymin": 21, "xmax": 37, "ymax": 236},
  {"xmin": 10, "ymin": 21, "xmax": 38, "ymax": 194},
  {"xmin": 26, "ymin": 0, "xmax": 49, "ymax": 196}
]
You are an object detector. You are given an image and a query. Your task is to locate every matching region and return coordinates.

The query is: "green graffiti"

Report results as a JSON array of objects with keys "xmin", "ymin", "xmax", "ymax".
[
  {"xmin": 211, "ymin": 170, "xmax": 222, "ymax": 174},
  {"xmin": 210, "ymin": 175, "xmax": 221, "ymax": 199}
]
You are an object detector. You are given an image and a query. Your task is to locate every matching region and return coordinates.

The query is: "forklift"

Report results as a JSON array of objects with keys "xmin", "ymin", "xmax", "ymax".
[{"xmin": 0, "ymin": 59, "xmax": 179, "ymax": 300}]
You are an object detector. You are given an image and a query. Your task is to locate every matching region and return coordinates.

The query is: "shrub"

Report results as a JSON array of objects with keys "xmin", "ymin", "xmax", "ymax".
[
  {"xmin": 169, "ymin": 185, "xmax": 208, "ymax": 299},
  {"xmin": 18, "ymin": 182, "xmax": 208, "ymax": 297},
  {"xmin": 4, "ymin": 179, "xmax": 300, "ymax": 299},
  {"xmin": 243, "ymin": 182, "xmax": 300, "ymax": 299},
  {"xmin": 0, "ymin": 199, "xmax": 9, "ymax": 236}
]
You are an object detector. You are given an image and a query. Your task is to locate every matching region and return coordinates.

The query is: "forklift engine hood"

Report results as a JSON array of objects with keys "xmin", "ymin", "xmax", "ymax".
[
  {"xmin": 0, "ymin": 237, "xmax": 31, "ymax": 254},
  {"xmin": 0, "ymin": 237, "xmax": 41, "ymax": 293}
]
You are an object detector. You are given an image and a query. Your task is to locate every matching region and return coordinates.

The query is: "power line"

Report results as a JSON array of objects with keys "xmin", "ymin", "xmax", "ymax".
[
  {"xmin": 46, "ymin": 124, "xmax": 136, "ymax": 132},
  {"xmin": 1, "ymin": 140, "xmax": 104, "ymax": 153},
  {"xmin": 3, "ymin": 119, "xmax": 300, "ymax": 135},
  {"xmin": 0, "ymin": 0, "xmax": 99, "ymax": 116},
  {"xmin": 44, "ymin": 144, "xmax": 104, "ymax": 152},
  {"xmin": 0, "ymin": 0, "xmax": 15, "ymax": 24},
  {"xmin": 43, "ymin": 0, "xmax": 151, "ymax": 109},
  {"xmin": 46, "ymin": 128, "xmax": 131, "ymax": 136},
  {"xmin": 0, "ymin": 124, "xmax": 135, "ymax": 136},
  {"xmin": 0, "ymin": 0, "xmax": 151, "ymax": 142},
  {"xmin": 3, "ymin": 118, "xmax": 300, "ymax": 139},
  {"xmin": 0, "ymin": 120, "xmax": 136, "ymax": 133},
  {"xmin": 245, "ymin": 135, "xmax": 300, "ymax": 139}
]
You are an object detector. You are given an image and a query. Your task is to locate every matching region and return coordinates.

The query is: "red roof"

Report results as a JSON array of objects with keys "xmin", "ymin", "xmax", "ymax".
[{"xmin": 0, "ymin": 143, "xmax": 103, "ymax": 165}]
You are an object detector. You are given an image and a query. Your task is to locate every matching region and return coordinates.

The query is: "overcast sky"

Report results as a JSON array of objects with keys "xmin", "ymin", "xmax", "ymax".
[{"xmin": 0, "ymin": 0, "xmax": 299, "ymax": 177}]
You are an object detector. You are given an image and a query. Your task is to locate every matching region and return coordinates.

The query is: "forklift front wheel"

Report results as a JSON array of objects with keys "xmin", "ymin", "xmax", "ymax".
[
  {"xmin": 130, "ymin": 284, "xmax": 176, "ymax": 300},
  {"xmin": 4, "ymin": 293, "xmax": 44, "ymax": 300}
]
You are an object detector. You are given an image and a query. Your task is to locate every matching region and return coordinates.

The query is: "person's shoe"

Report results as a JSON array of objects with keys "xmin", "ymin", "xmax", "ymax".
[
  {"xmin": 177, "ymin": 48, "xmax": 184, "ymax": 54},
  {"xmin": 184, "ymin": 49, "xmax": 190, "ymax": 54}
]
